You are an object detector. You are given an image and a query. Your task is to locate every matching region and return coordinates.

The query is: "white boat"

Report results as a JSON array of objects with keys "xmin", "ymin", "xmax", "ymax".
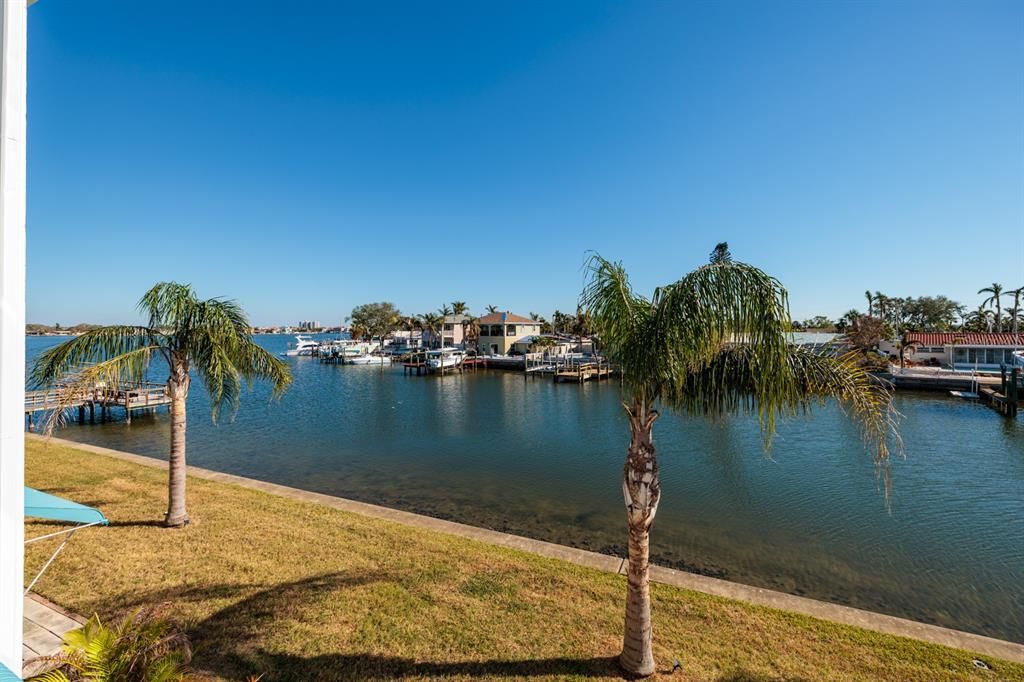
[
  {"xmin": 426, "ymin": 348, "xmax": 466, "ymax": 370},
  {"xmin": 282, "ymin": 335, "xmax": 319, "ymax": 357},
  {"xmin": 345, "ymin": 354, "xmax": 390, "ymax": 365}
]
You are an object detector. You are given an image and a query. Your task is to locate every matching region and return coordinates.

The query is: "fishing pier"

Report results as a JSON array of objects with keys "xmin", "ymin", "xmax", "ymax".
[{"xmin": 24, "ymin": 382, "xmax": 171, "ymax": 430}]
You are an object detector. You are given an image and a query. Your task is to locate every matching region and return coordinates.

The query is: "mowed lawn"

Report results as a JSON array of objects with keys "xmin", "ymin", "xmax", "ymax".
[{"xmin": 24, "ymin": 439, "xmax": 1024, "ymax": 682}]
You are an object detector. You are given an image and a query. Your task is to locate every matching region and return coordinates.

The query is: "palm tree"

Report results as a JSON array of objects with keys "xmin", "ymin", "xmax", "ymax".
[
  {"xmin": 485, "ymin": 304, "xmax": 500, "ymax": 314},
  {"xmin": 1005, "ymin": 286, "xmax": 1023, "ymax": 334},
  {"xmin": 461, "ymin": 316, "xmax": 480, "ymax": 351},
  {"xmin": 864, "ymin": 291, "xmax": 873, "ymax": 317},
  {"xmin": 31, "ymin": 283, "xmax": 291, "ymax": 527},
  {"xmin": 30, "ymin": 606, "xmax": 193, "ymax": 682},
  {"xmin": 419, "ymin": 312, "xmax": 443, "ymax": 349},
  {"xmin": 965, "ymin": 305, "xmax": 995, "ymax": 332},
  {"xmin": 450, "ymin": 301, "xmax": 469, "ymax": 316},
  {"xmin": 978, "ymin": 283, "xmax": 1005, "ymax": 332},
  {"xmin": 580, "ymin": 249, "xmax": 897, "ymax": 677},
  {"xmin": 873, "ymin": 291, "xmax": 889, "ymax": 324}
]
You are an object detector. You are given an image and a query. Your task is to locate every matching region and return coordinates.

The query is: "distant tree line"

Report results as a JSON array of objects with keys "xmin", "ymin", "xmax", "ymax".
[
  {"xmin": 26, "ymin": 322, "xmax": 103, "ymax": 335},
  {"xmin": 793, "ymin": 284, "xmax": 1023, "ymax": 336}
]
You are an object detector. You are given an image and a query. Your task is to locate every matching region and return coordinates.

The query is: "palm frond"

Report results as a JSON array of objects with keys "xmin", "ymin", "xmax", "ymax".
[
  {"xmin": 138, "ymin": 282, "xmax": 198, "ymax": 331},
  {"xmin": 36, "ymin": 345, "xmax": 163, "ymax": 434},
  {"xmin": 665, "ymin": 345, "xmax": 900, "ymax": 499},
  {"xmin": 30, "ymin": 326, "xmax": 161, "ymax": 388},
  {"xmin": 651, "ymin": 259, "xmax": 794, "ymax": 430},
  {"xmin": 183, "ymin": 298, "xmax": 291, "ymax": 420},
  {"xmin": 579, "ymin": 254, "xmax": 656, "ymax": 400}
]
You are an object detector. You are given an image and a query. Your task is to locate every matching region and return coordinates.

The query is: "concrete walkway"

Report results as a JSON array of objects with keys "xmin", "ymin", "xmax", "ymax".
[
  {"xmin": 27, "ymin": 433, "xmax": 1024, "ymax": 665},
  {"xmin": 22, "ymin": 593, "xmax": 83, "ymax": 677}
]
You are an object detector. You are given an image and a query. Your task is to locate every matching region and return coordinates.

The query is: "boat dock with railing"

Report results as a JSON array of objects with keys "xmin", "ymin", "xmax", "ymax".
[
  {"xmin": 525, "ymin": 352, "xmax": 614, "ymax": 383},
  {"xmin": 24, "ymin": 382, "xmax": 171, "ymax": 429}
]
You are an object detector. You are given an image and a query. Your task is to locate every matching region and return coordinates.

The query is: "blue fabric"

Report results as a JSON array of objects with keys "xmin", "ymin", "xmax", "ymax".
[
  {"xmin": 24, "ymin": 487, "xmax": 108, "ymax": 526},
  {"xmin": 0, "ymin": 660, "xmax": 20, "ymax": 681}
]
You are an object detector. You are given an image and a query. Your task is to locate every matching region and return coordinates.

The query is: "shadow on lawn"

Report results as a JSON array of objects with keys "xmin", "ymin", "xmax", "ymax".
[
  {"xmin": 138, "ymin": 572, "xmax": 625, "ymax": 680},
  {"xmin": 92, "ymin": 572, "xmax": 804, "ymax": 681},
  {"xmin": 232, "ymin": 652, "xmax": 625, "ymax": 681}
]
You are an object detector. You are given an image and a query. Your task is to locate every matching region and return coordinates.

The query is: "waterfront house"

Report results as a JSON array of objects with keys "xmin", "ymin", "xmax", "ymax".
[
  {"xmin": 422, "ymin": 314, "xmax": 472, "ymax": 348},
  {"xmin": 476, "ymin": 311, "xmax": 543, "ymax": 355},
  {"xmin": 895, "ymin": 332, "xmax": 1024, "ymax": 371}
]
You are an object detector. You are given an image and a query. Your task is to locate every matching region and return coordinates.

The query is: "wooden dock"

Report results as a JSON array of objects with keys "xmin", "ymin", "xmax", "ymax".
[
  {"xmin": 401, "ymin": 351, "xmax": 487, "ymax": 376},
  {"xmin": 979, "ymin": 367, "xmax": 1021, "ymax": 417},
  {"xmin": 554, "ymin": 362, "xmax": 613, "ymax": 383},
  {"xmin": 525, "ymin": 352, "xmax": 614, "ymax": 383},
  {"xmin": 24, "ymin": 382, "xmax": 171, "ymax": 429}
]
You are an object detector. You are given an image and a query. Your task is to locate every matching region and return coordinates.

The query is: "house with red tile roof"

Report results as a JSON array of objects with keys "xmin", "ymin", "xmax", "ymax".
[
  {"xmin": 900, "ymin": 332, "xmax": 1024, "ymax": 371},
  {"xmin": 476, "ymin": 311, "xmax": 543, "ymax": 355}
]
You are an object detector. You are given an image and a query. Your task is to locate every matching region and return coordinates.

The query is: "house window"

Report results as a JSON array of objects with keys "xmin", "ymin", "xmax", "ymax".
[
  {"xmin": 443, "ymin": 323, "xmax": 454, "ymax": 332},
  {"xmin": 506, "ymin": 325, "xmax": 516, "ymax": 336},
  {"xmin": 443, "ymin": 337, "xmax": 454, "ymax": 346},
  {"xmin": 491, "ymin": 325, "xmax": 503, "ymax": 337}
]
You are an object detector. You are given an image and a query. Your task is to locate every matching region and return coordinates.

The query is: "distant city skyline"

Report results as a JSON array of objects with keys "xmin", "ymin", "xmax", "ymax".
[{"xmin": 25, "ymin": 1, "xmax": 1023, "ymax": 327}]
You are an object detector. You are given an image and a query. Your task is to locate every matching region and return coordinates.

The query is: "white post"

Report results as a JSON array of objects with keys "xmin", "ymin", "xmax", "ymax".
[{"xmin": 0, "ymin": 0, "xmax": 27, "ymax": 674}]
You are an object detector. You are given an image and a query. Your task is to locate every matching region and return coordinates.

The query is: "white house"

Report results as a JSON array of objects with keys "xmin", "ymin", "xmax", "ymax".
[{"xmin": 899, "ymin": 332, "xmax": 1024, "ymax": 371}]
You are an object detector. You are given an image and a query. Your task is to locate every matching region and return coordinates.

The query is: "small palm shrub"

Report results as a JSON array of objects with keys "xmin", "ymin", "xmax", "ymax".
[{"xmin": 30, "ymin": 605, "xmax": 192, "ymax": 682}]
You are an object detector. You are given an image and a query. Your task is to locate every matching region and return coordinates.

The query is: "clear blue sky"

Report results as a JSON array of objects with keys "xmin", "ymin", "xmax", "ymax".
[{"xmin": 26, "ymin": 0, "xmax": 1023, "ymax": 327}]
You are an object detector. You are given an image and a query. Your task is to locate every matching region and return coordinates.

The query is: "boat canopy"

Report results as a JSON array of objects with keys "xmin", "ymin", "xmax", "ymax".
[
  {"xmin": 25, "ymin": 487, "xmax": 108, "ymax": 526},
  {"xmin": 24, "ymin": 487, "xmax": 108, "ymax": 595}
]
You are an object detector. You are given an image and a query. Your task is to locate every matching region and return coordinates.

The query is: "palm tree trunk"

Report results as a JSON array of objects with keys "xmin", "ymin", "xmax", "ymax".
[
  {"xmin": 165, "ymin": 356, "xmax": 191, "ymax": 527},
  {"xmin": 620, "ymin": 400, "xmax": 660, "ymax": 677}
]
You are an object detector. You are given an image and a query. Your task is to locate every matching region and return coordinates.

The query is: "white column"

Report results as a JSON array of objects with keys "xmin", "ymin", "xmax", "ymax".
[{"xmin": 0, "ymin": 0, "xmax": 27, "ymax": 674}]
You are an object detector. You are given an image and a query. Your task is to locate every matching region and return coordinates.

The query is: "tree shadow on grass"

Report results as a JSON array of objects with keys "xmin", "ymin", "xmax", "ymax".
[
  {"xmin": 143, "ymin": 571, "xmax": 629, "ymax": 681},
  {"xmin": 230, "ymin": 652, "xmax": 625, "ymax": 681},
  {"xmin": 104, "ymin": 519, "xmax": 167, "ymax": 528}
]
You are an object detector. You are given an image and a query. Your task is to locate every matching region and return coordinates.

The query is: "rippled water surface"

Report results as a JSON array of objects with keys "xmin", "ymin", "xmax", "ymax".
[{"xmin": 27, "ymin": 335, "xmax": 1024, "ymax": 641}]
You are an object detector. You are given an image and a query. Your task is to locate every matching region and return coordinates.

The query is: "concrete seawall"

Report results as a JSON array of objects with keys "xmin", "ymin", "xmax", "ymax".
[{"xmin": 26, "ymin": 433, "xmax": 1024, "ymax": 665}]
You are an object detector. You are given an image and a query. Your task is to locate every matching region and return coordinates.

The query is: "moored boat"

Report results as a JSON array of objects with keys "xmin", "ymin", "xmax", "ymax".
[
  {"xmin": 426, "ymin": 348, "xmax": 466, "ymax": 370},
  {"xmin": 282, "ymin": 335, "xmax": 319, "ymax": 357}
]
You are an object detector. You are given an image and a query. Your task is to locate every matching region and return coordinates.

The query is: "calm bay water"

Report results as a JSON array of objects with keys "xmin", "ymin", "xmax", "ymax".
[{"xmin": 27, "ymin": 335, "xmax": 1024, "ymax": 642}]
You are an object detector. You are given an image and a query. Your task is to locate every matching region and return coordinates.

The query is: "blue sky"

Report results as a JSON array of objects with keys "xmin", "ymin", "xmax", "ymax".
[{"xmin": 26, "ymin": 1, "xmax": 1023, "ymax": 326}]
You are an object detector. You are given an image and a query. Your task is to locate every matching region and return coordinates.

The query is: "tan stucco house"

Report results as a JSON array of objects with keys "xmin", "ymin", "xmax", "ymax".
[{"xmin": 476, "ymin": 311, "xmax": 542, "ymax": 355}]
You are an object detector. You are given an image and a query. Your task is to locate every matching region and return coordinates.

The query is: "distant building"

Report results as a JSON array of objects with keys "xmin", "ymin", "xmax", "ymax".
[
  {"xmin": 385, "ymin": 329, "xmax": 423, "ymax": 350},
  {"xmin": 476, "ymin": 311, "xmax": 542, "ymax": 355},
  {"xmin": 895, "ymin": 332, "xmax": 1024, "ymax": 371},
  {"xmin": 297, "ymin": 320, "xmax": 321, "ymax": 331},
  {"xmin": 422, "ymin": 314, "xmax": 472, "ymax": 348}
]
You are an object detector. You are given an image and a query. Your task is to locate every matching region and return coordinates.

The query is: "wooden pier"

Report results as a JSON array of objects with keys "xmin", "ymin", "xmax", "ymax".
[
  {"xmin": 401, "ymin": 351, "xmax": 487, "ymax": 376},
  {"xmin": 554, "ymin": 362, "xmax": 613, "ymax": 383},
  {"xmin": 525, "ymin": 353, "xmax": 614, "ymax": 383},
  {"xmin": 979, "ymin": 367, "xmax": 1021, "ymax": 417},
  {"xmin": 24, "ymin": 382, "xmax": 171, "ymax": 430}
]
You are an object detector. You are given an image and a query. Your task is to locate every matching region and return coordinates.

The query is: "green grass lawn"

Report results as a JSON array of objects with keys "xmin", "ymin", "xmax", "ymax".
[{"xmin": 24, "ymin": 439, "xmax": 1023, "ymax": 682}]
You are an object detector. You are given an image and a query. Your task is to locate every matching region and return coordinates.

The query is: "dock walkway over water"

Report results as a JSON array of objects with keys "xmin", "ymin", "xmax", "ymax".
[
  {"xmin": 24, "ymin": 382, "xmax": 171, "ymax": 429},
  {"xmin": 525, "ymin": 353, "xmax": 615, "ymax": 383}
]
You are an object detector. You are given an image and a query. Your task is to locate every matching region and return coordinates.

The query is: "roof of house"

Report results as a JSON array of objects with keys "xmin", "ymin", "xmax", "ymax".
[
  {"xmin": 906, "ymin": 332, "xmax": 1024, "ymax": 346},
  {"xmin": 476, "ymin": 311, "xmax": 538, "ymax": 325},
  {"xmin": 442, "ymin": 314, "xmax": 472, "ymax": 324}
]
